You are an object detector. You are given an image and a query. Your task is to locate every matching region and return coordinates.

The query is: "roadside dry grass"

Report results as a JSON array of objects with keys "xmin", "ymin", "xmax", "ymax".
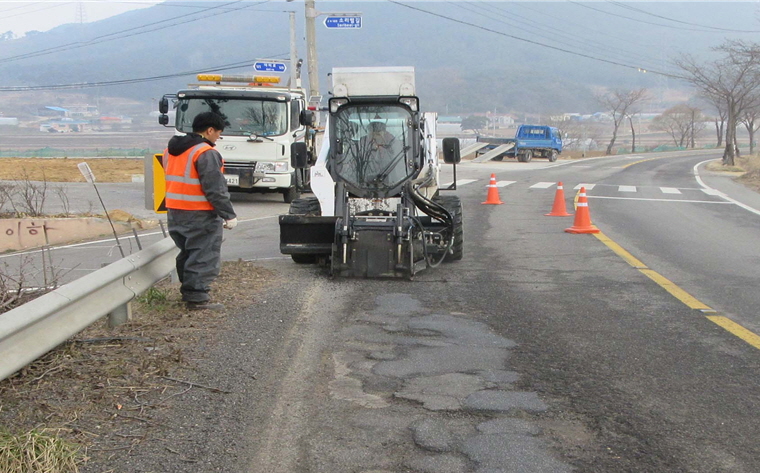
[
  {"xmin": 706, "ymin": 153, "xmax": 760, "ymax": 193},
  {"xmin": 0, "ymin": 260, "xmax": 276, "ymax": 472},
  {"xmin": 0, "ymin": 158, "xmax": 144, "ymax": 183}
]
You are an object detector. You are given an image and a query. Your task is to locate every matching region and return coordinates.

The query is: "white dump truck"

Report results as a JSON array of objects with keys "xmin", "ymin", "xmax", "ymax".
[
  {"xmin": 156, "ymin": 72, "xmax": 316, "ymax": 202},
  {"xmin": 279, "ymin": 66, "xmax": 463, "ymax": 278}
]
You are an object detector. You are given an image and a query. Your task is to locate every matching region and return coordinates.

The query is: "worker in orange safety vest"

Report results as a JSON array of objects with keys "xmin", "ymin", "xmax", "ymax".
[{"xmin": 163, "ymin": 111, "xmax": 237, "ymax": 311}]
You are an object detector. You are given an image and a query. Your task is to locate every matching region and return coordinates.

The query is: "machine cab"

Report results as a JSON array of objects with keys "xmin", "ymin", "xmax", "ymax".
[{"xmin": 329, "ymin": 101, "xmax": 418, "ymax": 199}]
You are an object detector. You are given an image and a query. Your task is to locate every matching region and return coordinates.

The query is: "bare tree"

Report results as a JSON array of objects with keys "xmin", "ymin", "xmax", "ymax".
[
  {"xmin": 596, "ymin": 88, "xmax": 649, "ymax": 155},
  {"xmin": 674, "ymin": 40, "xmax": 760, "ymax": 165},
  {"xmin": 651, "ymin": 104, "xmax": 706, "ymax": 148},
  {"xmin": 701, "ymin": 93, "xmax": 727, "ymax": 148},
  {"xmin": 740, "ymin": 98, "xmax": 760, "ymax": 154}
]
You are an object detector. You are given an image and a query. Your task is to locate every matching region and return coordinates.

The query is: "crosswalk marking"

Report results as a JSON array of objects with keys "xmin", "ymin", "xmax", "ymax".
[
  {"xmin": 660, "ymin": 187, "xmax": 682, "ymax": 194},
  {"xmin": 438, "ymin": 180, "xmax": 730, "ymax": 201},
  {"xmin": 573, "ymin": 184, "xmax": 596, "ymax": 191}
]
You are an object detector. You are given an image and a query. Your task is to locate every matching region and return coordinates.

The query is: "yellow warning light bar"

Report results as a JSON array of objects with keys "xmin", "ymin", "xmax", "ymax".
[{"xmin": 196, "ymin": 74, "xmax": 281, "ymax": 84}]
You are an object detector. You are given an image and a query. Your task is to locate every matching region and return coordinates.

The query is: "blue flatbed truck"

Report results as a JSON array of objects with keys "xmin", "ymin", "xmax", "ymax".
[{"xmin": 477, "ymin": 125, "xmax": 563, "ymax": 162}]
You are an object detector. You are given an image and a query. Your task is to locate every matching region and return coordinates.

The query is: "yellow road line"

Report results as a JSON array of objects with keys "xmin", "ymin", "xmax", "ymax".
[
  {"xmin": 593, "ymin": 231, "xmax": 760, "ymax": 350},
  {"xmin": 594, "ymin": 232, "xmax": 648, "ymax": 268},
  {"xmin": 638, "ymin": 269, "xmax": 712, "ymax": 310},
  {"xmin": 622, "ymin": 157, "xmax": 657, "ymax": 169},
  {"xmin": 706, "ymin": 316, "xmax": 760, "ymax": 350}
]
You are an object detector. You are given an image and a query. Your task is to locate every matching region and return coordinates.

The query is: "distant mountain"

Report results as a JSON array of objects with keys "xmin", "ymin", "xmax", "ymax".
[{"xmin": 0, "ymin": 1, "xmax": 757, "ymax": 115}]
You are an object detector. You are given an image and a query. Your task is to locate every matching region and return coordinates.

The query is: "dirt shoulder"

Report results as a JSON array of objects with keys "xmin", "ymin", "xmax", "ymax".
[{"xmin": 0, "ymin": 260, "xmax": 276, "ymax": 471}]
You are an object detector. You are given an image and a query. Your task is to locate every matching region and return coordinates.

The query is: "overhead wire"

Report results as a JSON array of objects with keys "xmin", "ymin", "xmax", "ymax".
[
  {"xmin": 608, "ymin": 1, "xmax": 760, "ymax": 34},
  {"xmin": 461, "ymin": 0, "xmax": 661, "ymax": 70},
  {"xmin": 387, "ymin": 1, "xmax": 682, "ymax": 79},
  {"xmin": 0, "ymin": 1, "xmax": 270, "ymax": 65},
  {"xmin": 0, "ymin": 54, "xmax": 289, "ymax": 91},
  {"xmin": 568, "ymin": 1, "xmax": 736, "ymax": 33}
]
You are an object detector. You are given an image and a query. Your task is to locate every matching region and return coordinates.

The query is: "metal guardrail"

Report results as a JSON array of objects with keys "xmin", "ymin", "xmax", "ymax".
[{"xmin": 0, "ymin": 237, "xmax": 178, "ymax": 382}]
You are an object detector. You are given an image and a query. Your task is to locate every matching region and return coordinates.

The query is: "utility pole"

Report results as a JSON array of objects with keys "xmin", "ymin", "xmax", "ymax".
[
  {"xmin": 304, "ymin": 0, "xmax": 320, "ymax": 108},
  {"xmin": 289, "ymin": 11, "xmax": 298, "ymax": 89}
]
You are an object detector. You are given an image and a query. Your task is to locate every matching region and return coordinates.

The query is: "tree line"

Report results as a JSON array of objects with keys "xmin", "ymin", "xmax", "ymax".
[{"xmin": 589, "ymin": 40, "xmax": 760, "ymax": 163}]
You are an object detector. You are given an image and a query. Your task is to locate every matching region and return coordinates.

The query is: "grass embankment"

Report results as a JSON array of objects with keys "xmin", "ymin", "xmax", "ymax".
[{"xmin": 0, "ymin": 158, "xmax": 144, "ymax": 183}]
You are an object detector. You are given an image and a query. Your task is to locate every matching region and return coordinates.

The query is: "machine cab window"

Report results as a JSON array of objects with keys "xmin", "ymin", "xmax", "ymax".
[{"xmin": 332, "ymin": 105, "xmax": 414, "ymax": 195}]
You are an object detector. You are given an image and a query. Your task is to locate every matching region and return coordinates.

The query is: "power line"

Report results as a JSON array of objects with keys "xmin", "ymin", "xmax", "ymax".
[
  {"xmin": 462, "ymin": 1, "xmax": 661, "ymax": 71},
  {"xmin": 608, "ymin": 1, "xmax": 760, "ymax": 34},
  {"xmin": 387, "ymin": 1, "xmax": 681, "ymax": 79},
  {"xmin": 0, "ymin": 1, "xmax": 271, "ymax": 65},
  {"xmin": 0, "ymin": 54, "xmax": 289, "ymax": 91},
  {"xmin": 569, "ymin": 1, "xmax": 737, "ymax": 33},
  {"xmin": 0, "ymin": 2, "xmax": 72, "ymax": 22}
]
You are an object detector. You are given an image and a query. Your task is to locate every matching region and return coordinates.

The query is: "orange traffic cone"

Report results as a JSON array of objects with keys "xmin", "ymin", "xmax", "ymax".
[
  {"xmin": 545, "ymin": 181, "xmax": 572, "ymax": 217},
  {"xmin": 481, "ymin": 173, "xmax": 504, "ymax": 205},
  {"xmin": 565, "ymin": 187, "xmax": 599, "ymax": 234}
]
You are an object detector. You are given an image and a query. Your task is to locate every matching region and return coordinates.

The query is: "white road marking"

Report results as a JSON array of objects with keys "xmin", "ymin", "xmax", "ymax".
[
  {"xmin": 701, "ymin": 188, "xmax": 725, "ymax": 196},
  {"xmin": 660, "ymin": 187, "xmax": 682, "ymax": 194},
  {"xmin": 694, "ymin": 159, "xmax": 760, "ymax": 216},
  {"xmin": 496, "ymin": 181, "xmax": 516, "ymax": 187},
  {"xmin": 573, "ymin": 183, "xmax": 596, "ymax": 190},
  {"xmin": 619, "ymin": 185, "xmax": 637, "ymax": 192},
  {"xmin": 587, "ymin": 196, "xmax": 733, "ymax": 204},
  {"xmin": 529, "ymin": 182, "xmax": 556, "ymax": 189}
]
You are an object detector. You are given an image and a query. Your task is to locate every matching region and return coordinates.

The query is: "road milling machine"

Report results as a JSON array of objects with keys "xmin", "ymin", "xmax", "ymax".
[{"xmin": 279, "ymin": 67, "xmax": 462, "ymax": 278}]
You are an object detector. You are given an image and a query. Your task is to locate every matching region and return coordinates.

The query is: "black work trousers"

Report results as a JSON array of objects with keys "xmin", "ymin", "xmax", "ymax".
[{"xmin": 167, "ymin": 209, "xmax": 223, "ymax": 303}]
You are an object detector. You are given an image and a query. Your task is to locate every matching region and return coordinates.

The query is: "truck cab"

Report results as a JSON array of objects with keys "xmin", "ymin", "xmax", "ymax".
[
  {"xmin": 158, "ymin": 74, "xmax": 314, "ymax": 202},
  {"xmin": 514, "ymin": 125, "xmax": 563, "ymax": 162}
]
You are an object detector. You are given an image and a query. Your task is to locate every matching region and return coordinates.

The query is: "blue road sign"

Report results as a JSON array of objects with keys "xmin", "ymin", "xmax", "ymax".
[
  {"xmin": 254, "ymin": 62, "xmax": 286, "ymax": 73},
  {"xmin": 324, "ymin": 16, "xmax": 362, "ymax": 29}
]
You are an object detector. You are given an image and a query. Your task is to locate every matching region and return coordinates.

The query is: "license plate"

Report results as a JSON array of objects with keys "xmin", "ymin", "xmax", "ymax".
[{"xmin": 224, "ymin": 174, "xmax": 239, "ymax": 186}]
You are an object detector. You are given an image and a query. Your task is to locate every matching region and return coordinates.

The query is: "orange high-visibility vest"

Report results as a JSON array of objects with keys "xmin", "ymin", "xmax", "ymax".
[{"xmin": 163, "ymin": 143, "xmax": 223, "ymax": 211}]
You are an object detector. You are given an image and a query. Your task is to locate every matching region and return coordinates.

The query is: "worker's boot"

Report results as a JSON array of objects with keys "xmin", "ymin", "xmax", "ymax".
[{"xmin": 186, "ymin": 301, "xmax": 225, "ymax": 311}]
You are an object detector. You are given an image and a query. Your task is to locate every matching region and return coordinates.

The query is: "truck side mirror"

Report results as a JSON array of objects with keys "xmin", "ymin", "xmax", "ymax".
[
  {"xmin": 291, "ymin": 142, "xmax": 309, "ymax": 169},
  {"xmin": 158, "ymin": 114, "xmax": 169, "ymax": 126},
  {"xmin": 158, "ymin": 97, "xmax": 169, "ymax": 114},
  {"xmin": 299, "ymin": 110, "xmax": 315, "ymax": 127},
  {"xmin": 442, "ymin": 137, "xmax": 461, "ymax": 164}
]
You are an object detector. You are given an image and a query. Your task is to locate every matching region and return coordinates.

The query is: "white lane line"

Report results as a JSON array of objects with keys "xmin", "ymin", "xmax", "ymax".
[
  {"xmin": 619, "ymin": 185, "xmax": 637, "ymax": 192},
  {"xmin": 496, "ymin": 181, "xmax": 517, "ymax": 187},
  {"xmin": 573, "ymin": 183, "xmax": 596, "ymax": 190},
  {"xmin": 587, "ymin": 196, "xmax": 733, "ymax": 204},
  {"xmin": 530, "ymin": 182, "xmax": 556, "ymax": 189},
  {"xmin": 660, "ymin": 187, "xmax": 682, "ymax": 194},
  {"xmin": 701, "ymin": 188, "xmax": 726, "ymax": 196},
  {"xmin": 694, "ymin": 159, "xmax": 760, "ymax": 217}
]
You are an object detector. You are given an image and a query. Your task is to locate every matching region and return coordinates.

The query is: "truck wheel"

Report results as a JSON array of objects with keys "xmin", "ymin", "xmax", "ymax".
[
  {"xmin": 493, "ymin": 155, "xmax": 504, "ymax": 161},
  {"xmin": 548, "ymin": 150, "xmax": 558, "ymax": 162},
  {"xmin": 433, "ymin": 195, "xmax": 463, "ymax": 262},
  {"xmin": 283, "ymin": 186, "xmax": 299, "ymax": 203},
  {"xmin": 288, "ymin": 197, "xmax": 321, "ymax": 264},
  {"xmin": 522, "ymin": 150, "xmax": 532, "ymax": 163}
]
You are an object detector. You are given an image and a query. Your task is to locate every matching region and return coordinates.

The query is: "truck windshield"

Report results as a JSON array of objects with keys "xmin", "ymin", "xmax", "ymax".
[
  {"xmin": 332, "ymin": 105, "xmax": 413, "ymax": 192},
  {"xmin": 175, "ymin": 98, "xmax": 288, "ymax": 137}
]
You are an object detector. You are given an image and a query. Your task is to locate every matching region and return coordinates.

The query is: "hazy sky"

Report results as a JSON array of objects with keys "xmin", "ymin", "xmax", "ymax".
[{"xmin": 0, "ymin": 1, "xmax": 162, "ymax": 37}]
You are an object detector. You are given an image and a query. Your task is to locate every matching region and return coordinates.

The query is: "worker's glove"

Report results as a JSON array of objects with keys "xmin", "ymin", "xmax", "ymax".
[{"xmin": 223, "ymin": 218, "xmax": 238, "ymax": 230}]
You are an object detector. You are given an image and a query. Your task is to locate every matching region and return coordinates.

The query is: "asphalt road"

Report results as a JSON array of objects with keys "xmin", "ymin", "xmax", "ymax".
[{"xmin": 11, "ymin": 149, "xmax": 760, "ymax": 472}]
